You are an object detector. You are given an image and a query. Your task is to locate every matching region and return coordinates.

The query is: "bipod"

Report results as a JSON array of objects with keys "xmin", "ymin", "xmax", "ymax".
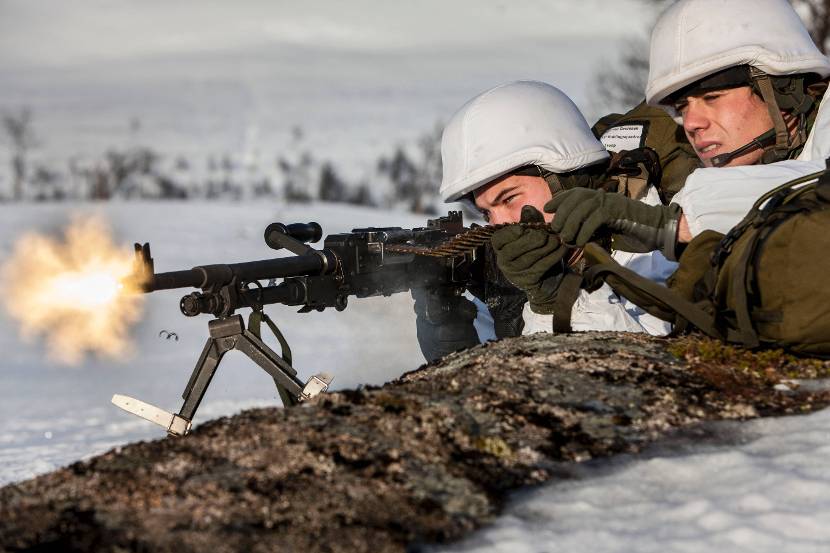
[{"xmin": 112, "ymin": 314, "xmax": 332, "ymax": 436}]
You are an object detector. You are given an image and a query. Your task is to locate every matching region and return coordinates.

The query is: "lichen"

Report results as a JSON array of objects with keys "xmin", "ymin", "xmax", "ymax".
[
  {"xmin": 474, "ymin": 436, "xmax": 513, "ymax": 459},
  {"xmin": 668, "ymin": 335, "xmax": 830, "ymax": 383}
]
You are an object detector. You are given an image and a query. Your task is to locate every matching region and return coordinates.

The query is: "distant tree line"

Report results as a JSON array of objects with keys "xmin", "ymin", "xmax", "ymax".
[{"xmin": 0, "ymin": 113, "xmax": 444, "ymax": 214}]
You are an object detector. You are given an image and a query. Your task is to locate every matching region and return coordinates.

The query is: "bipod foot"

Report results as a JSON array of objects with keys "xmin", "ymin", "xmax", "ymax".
[
  {"xmin": 301, "ymin": 372, "xmax": 334, "ymax": 400},
  {"xmin": 111, "ymin": 394, "xmax": 192, "ymax": 436}
]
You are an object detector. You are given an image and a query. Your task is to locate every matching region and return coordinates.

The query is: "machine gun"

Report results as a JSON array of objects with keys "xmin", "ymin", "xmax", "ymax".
[{"xmin": 112, "ymin": 211, "xmax": 518, "ymax": 436}]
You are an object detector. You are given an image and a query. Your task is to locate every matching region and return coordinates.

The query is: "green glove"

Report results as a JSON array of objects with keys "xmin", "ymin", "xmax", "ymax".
[
  {"xmin": 490, "ymin": 205, "xmax": 567, "ymax": 314},
  {"xmin": 545, "ymin": 188, "xmax": 682, "ymax": 259}
]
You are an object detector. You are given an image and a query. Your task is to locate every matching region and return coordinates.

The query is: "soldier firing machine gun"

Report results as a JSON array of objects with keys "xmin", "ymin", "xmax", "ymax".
[{"xmin": 113, "ymin": 212, "xmax": 537, "ymax": 436}]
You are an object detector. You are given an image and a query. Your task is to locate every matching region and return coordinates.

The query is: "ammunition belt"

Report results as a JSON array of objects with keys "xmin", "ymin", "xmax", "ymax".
[{"xmin": 384, "ymin": 222, "xmax": 586, "ymax": 269}]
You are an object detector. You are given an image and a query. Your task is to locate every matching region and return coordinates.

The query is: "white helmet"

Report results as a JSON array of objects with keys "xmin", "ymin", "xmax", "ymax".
[
  {"xmin": 439, "ymin": 80, "xmax": 608, "ymax": 202},
  {"xmin": 646, "ymin": 0, "xmax": 830, "ymax": 111}
]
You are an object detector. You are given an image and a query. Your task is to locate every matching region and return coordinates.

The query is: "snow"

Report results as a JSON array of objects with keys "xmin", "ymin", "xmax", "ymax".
[
  {"xmin": 1, "ymin": 2, "xmax": 828, "ymax": 550},
  {"xmin": 437, "ymin": 408, "xmax": 830, "ymax": 553}
]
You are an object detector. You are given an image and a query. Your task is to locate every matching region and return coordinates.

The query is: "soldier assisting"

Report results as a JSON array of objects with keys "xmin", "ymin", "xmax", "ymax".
[{"xmin": 527, "ymin": 0, "xmax": 830, "ymax": 274}]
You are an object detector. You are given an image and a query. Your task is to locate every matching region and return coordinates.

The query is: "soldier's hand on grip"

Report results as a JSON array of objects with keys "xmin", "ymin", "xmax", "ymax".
[
  {"xmin": 491, "ymin": 206, "xmax": 567, "ymax": 314},
  {"xmin": 545, "ymin": 188, "xmax": 682, "ymax": 259}
]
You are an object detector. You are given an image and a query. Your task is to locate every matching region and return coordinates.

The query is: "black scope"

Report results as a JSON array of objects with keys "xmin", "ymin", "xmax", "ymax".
[{"xmin": 264, "ymin": 222, "xmax": 322, "ymax": 251}]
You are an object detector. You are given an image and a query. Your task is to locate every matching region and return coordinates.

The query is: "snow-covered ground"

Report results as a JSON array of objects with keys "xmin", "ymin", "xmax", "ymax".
[
  {"xmin": 2, "ymin": 2, "xmax": 829, "ymax": 550},
  {"xmin": 439, "ymin": 408, "xmax": 830, "ymax": 553}
]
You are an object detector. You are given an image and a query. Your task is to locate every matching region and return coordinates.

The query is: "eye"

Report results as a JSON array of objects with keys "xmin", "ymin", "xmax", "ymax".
[
  {"xmin": 502, "ymin": 194, "xmax": 519, "ymax": 205},
  {"xmin": 673, "ymin": 99, "xmax": 689, "ymax": 115},
  {"xmin": 702, "ymin": 92, "xmax": 723, "ymax": 102}
]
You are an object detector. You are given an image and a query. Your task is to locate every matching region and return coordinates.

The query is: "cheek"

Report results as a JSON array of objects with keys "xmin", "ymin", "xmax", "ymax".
[
  {"xmin": 523, "ymin": 188, "xmax": 553, "ymax": 214},
  {"xmin": 723, "ymin": 96, "xmax": 772, "ymax": 140}
]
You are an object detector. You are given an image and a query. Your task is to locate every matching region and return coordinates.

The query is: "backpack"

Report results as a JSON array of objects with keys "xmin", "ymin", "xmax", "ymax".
[
  {"xmin": 580, "ymin": 163, "xmax": 830, "ymax": 356},
  {"xmin": 593, "ymin": 101, "xmax": 700, "ymax": 203}
]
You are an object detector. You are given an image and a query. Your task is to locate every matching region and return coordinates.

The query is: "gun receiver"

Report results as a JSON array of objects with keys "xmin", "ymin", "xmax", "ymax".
[{"xmin": 113, "ymin": 211, "xmax": 485, "ymax": 436}]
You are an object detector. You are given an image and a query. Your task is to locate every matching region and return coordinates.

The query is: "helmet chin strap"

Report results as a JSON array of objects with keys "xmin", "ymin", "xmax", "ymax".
[{"xmin": 710, "ymin": 128, "xmax": 776, "ymax": 167}]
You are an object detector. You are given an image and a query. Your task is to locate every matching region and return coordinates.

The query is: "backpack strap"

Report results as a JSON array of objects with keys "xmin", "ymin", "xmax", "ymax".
[
  {"xmin": 720, "ymin": 233, "xmax": 763, "ymax": 348},
  {"xmin": 551, "ymin": 272, "xmax": 583, "ymax": 333},
  {"xmin": 581, "ymin": 243, "xmax": 723, "ymax": 339}
]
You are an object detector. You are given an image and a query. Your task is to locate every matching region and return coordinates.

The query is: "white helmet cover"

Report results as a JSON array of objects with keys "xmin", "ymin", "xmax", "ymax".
[
  {"xmin": 646, "ymin": 0, "xmax": 830, "ymax": 111},
  {"xmin": 439, "ymin": 80, "xmax": 609, "ymax": 202}
]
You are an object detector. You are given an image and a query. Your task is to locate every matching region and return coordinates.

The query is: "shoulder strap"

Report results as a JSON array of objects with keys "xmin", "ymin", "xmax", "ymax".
[
  {"xmin": 249, "ymin": 310, "xmax": 297, "ymax": 407},
  {"xmin": 720, "ymin": 232, "xmax": 763, "ymax": 348},
  {"xmin": 581, "ymin": 243, "xmax": 723, "ymax": 339},
  {"xmin": 551, "ymin": 272, "xmax": 583, "ymax": 333}
]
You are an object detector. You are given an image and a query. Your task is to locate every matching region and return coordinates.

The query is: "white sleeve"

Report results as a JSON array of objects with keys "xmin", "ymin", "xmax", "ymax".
[
  {"xmin": 521, "ymin": 305, "xmax": 554, "ymax": 335},
  {"xmin": 520, "ymin": 289, "xmax": 664, "ymax": 336},
  {"xmin": 469, "ymin": 295, "xmax": 496, "ymax": 343},
  {"xmin": 799, "ymin": 91, "xmax": 830, "ymax": 162},
  {"xmin": 520, "ymin": 186, "xmax": 676, "ymax": 337},
  {"xmin": 522, "ymin": 251, "xmax": 677, "ymax": 336},
  {"xmin": 605, "ymin": 250, "xmax": 675, "ymax": 336},
  {"xmin": 570, "ymin": 284, "xmax": 672, "ymax": 336},
  {"xmin": 673, "ymin": 160, "xmax": 826, "ymax": 237}
]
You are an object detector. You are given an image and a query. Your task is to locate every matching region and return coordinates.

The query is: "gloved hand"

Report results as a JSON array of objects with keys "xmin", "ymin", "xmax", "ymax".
[
  {"xmin": 490, "ymin": 205, "xmax": 567, "ymax": 314},
  {"xmin": 545, "ymin": 188, "xmax": 682, "ymax": 259},
  {"xmin": 412, "ymin": 286, "xmax": 480, "ymax": 363}
]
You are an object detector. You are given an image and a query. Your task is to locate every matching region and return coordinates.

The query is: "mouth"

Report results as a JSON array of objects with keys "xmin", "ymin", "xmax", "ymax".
[{"xmin": 695, "ymin": 142, "xmax": 721, "ymax": 160}]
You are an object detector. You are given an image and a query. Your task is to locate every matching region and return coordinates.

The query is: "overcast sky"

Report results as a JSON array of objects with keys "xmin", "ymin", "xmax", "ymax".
[{"xmin": 0, "ymin": 0, "xmax": 654, "ymax": 69}]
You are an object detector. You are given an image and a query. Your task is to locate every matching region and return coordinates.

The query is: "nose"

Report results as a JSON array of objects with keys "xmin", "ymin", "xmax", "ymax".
[
  {"xmin": 682, "ymin": 100, "xmax": 709, "ymax": 135},
  {"xmin": 489, "ymin": 212, "xmax": 509, "ymax": 225}
]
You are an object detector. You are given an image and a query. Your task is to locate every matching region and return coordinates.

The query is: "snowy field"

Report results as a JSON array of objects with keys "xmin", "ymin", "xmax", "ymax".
[
  {"xmin": 0, "ymin": 0, "xmax": 653, "ymax": 189},
  {"xmin": 2, "ymin": 1, "xmax": 829, "ymax": 550}
]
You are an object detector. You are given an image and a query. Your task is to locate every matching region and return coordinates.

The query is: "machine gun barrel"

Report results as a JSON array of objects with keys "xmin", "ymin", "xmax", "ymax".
[{"xmin": 144, "ymin": 253, "xmax": 331, "ymax": 292}]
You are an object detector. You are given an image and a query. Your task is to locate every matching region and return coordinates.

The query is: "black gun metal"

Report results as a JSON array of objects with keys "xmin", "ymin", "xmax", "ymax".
[{"xmin": 127, "ymin": 212, "xmax": 485, "ymax": 434}]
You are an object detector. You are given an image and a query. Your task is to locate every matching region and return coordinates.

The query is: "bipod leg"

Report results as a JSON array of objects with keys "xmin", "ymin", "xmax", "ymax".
[
  {"xmin": 247, "ymin": 310, "xmax": 300, "ymax": 407},
  {"xmin": 176, "ymin": 331, "xmax": 230, "ymax": 424},
  {"xmin": 274, "ymin": 377, "xmax": 300, "ymax": 407},
  {"xmin": 176, "ymin": 315, "xmax": 306, "ymax": 421},
  {"xmin": 234, "ymin": 328, "xmax": 305, "ymax": 401},
  {"xmin": 234, "ymin": 328, "xmax": 333, "ymax": 405},
  {"xmin": 111, "ymin": 327, "xmax": 231, "ymax": 437},
  {"xmin": 112, "ymin": 314, "xmax": 332, "ymax": 437}
]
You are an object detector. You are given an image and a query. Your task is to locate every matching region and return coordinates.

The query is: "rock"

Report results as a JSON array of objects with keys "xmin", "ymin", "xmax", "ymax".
[{"xmin": 2, "ymin": 332, "xmax": 829, "ymax": 553}]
